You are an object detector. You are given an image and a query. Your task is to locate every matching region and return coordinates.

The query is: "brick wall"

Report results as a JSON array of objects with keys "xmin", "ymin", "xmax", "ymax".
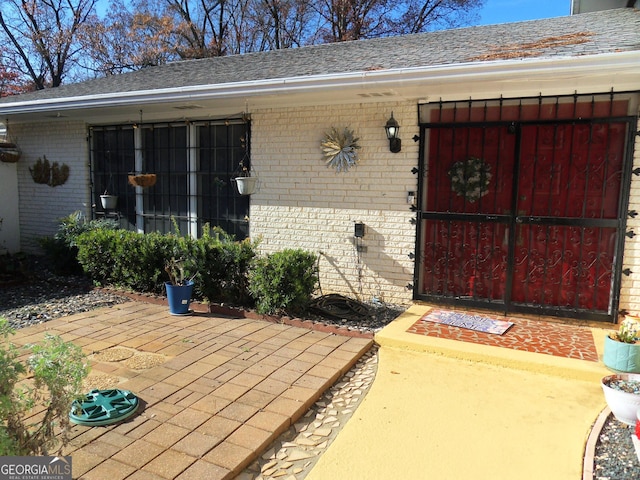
[
  {"xmin": 249, "ymin": 102, "xmax": 419, "ymax": 304},
  {"xmin": 620, "ymin": 129, "xmax": 640, "ymax": 317},
  {"xmin": 12, "ymin": 121, "xmax": 90, "ymax": 253}
]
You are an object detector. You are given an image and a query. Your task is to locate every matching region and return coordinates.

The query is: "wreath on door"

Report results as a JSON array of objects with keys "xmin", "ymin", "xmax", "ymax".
[{"xmin": 447, "ymin": 157, "xmax": 492, "ymax": 203}]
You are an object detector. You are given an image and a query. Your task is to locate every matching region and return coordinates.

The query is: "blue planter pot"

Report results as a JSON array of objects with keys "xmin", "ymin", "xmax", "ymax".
[
  {"xmin": 165, "ymin": 281, "xmax": 194, "ymax": 315},
  {"xmin": 603, "ymin": 335, "xmax": 640, "ymax": 373}
]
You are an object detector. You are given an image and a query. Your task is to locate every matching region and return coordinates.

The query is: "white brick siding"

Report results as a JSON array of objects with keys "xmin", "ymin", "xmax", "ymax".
[
  {"xmin": 620, "ymin": 128, "xmax": 640, "ymax": 316},
  {"xmin": 11, "ymin": 121, "xmax": 90, "ymax": 253},
  {"xmin": 250, "ymin": 102, "xmax": 419, "ymax": 304}
]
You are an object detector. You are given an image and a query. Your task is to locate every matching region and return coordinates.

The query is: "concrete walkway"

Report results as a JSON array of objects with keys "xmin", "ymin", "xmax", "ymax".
[
  {"xmin": 9, "ymin": 302, "xmax": 372, "ymax": 479},
  {"xmin": 306, "ymin": 304, "xmax": 612, "ymax": 480}
]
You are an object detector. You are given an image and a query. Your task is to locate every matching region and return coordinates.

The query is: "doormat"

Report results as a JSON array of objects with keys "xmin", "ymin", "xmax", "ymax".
[{"xmin": 418, "ymin": 310, "xmax": 514, "ymax": 335}]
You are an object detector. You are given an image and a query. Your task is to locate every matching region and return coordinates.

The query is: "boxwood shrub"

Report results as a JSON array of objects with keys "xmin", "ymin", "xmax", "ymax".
[{"xmin": 248, "ymin": 249, "xmax": 318, "ymax": 315}]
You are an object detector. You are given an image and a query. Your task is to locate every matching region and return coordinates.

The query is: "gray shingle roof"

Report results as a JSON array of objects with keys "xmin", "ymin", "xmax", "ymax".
[{"xmin": 1, "ymin": 8, "xmax": 639, "ymax": 104}]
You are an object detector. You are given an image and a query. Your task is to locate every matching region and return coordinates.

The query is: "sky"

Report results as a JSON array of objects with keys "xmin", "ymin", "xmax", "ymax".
[
  {"xmin": 474, "ymin": 0, "xmax": 572, "ymax": 26},
  {"xmin": 92, "ymin": 0, "xmax": 573, "ymax": 28}
]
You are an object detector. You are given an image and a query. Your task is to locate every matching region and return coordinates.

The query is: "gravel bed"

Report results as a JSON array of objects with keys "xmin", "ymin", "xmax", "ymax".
[
  {"xmin": 0, "ymin": 256, "xmax": 406, "ymax": 335},
  {"xmin": 594, "ymin": 415, "xmax": 639, "ymax": 479},
  {"xmin": 0, "ymin": 263, "xmax": 130, "ymax": 330}
]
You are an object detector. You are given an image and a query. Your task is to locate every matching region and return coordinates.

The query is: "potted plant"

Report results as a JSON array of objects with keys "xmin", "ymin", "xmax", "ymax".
[
  {"xmin": 0, "ymin": 141, "xmax": 21, "ymax": 163},
  {"xmin": 128, "ymin": 173, "xmax": 157, "ymax": 188},
  {"xmin": 601, "ymin": 373, "xmax": 640, "ymax": 425},
  {"xmin": 603, "ymin": 316, "xmax": 640, "ymax": 373},
  {"xmin": 232, "ymin": 161, "xmax": 257, "ymax": 195},
  {"xmin": 164, "ymin": 257, "xmax": 196, "ymax": 315},
  {"xmin": 100, "ymin": 190, "xmax": 118, "ymax": 210}
]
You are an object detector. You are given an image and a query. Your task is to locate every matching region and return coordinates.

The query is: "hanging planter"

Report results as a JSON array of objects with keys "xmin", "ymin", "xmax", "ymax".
[
  {"xmin": 233, "ymin": 176, "xmax": 257, "ymax": 195},
  {"xmin": 232, "ymin": 156, "xmax": 257, "ymax": 195},
  {"xmin": 0, "ymin": 142, "xmax": 21, "ymax": 163},
  {"xmin": 100, "ymin": 194, "xmax": 118, "ymax": 210},
  {"xmin": 128, "ymin": 173, "xmax": 157, "ymax": 188}
]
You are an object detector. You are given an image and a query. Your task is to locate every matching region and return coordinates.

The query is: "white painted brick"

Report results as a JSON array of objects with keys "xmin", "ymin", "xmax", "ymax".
[
  {"xmin": 252, "ymin": 99, "xmax": 417, "ymax": 305},
  {"xmin": 621, "ymin": 143, "xmax": 640, "ymax": 314},
  {"xmin": 12, "ymin": 121, "xmax": 90, "ymax": 253}
]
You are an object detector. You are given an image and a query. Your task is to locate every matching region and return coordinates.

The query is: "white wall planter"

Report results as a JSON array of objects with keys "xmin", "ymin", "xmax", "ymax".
[{"xmin": 233, "ymin": 176, "xmax": 257, "ymax": 195}]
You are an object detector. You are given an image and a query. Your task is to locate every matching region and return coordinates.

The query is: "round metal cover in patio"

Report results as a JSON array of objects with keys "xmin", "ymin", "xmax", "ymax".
[{"xmin": 69, "ymin": 389, "xmax": 139, "ymax": 426}]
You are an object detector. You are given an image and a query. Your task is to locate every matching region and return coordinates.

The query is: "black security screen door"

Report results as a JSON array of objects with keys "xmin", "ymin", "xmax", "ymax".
[{"xmin": 416, "ymin": 93, "xmax": 637, "ymax": 322}]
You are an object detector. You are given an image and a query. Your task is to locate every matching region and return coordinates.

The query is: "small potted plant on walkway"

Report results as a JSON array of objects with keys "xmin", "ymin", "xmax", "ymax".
[
  {"xmin": 164, "ymin": 257, "xmax": 196, "ymax": 315},
  {"xmin": 603, "ymin": 316, "xmax": 640, "ymax": 373}
]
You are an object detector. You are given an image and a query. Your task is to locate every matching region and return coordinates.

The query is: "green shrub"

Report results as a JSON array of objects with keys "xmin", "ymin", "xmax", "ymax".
[
  {"xmin": 76, "ymin": 229, "xmax": 175, "ymax": 293},
  {"xmin": 39, "ymin": 211, "xmax": 118, "ymax": 275},
  {"xmin": 192, "ymin": 227, "xmax": 258, "ymax": 305},
  {"xmin": 77, "ymin": 222, "xmax": 260, "ymax": 302},
  {"xmin": 249, "ymin": 249, "xmax": 318, "ymax": 315},
  {"xmin": 0, "ymin": 318, "xmax": 89, "ymax": 455}
]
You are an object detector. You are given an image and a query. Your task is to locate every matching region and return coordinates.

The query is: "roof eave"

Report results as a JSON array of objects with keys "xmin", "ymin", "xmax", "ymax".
[{"xmin": 1, "ymin": 51, "xmax": 639, "ymax": 116}]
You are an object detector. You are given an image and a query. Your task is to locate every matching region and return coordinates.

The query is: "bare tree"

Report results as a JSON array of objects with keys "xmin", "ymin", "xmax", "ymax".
[
  {"xmin": 315, "ymin": 0, "xmax": 483, "ymax": 42},
  {"xmin": 0, "ymin": 47, "xmax": 29, "ymax": 95},
  {"xmin": 80, "ymin": 0, "xmax": 179, "ymax": 75},
  {"xmin": 0, "ymin": 0, "xmax": 98, "ymax": 89},
  {"xmin": 156, "ymin": 0, "xmax": 233, "ymax": 57},
  {"xmin": 249, "ymin": 0, "xmax": 315, "ymax": 50},
  {"xmin": 391, "ymin": 0, "xmax": 485, "ymax": 35},
  {"xmin": 314, "ymin": 0, "xmax": 393, "ymax": 42}
]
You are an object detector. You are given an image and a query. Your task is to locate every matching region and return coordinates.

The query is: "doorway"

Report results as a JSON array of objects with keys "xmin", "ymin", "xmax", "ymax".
[{"xmin": 415, "ymin": 94, "xmax": 637, "ymax": 322}]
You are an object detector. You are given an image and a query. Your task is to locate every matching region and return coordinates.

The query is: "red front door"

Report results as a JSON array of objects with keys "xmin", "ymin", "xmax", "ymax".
[{"xmin": 418, "ymin": 101, "xmax": 633, "ymax": 321}]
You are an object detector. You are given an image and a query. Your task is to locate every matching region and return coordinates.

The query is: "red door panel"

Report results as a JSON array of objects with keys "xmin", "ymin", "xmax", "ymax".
[{"xmin": 421, "ymin": 113, "xmax": 628, "ymax": 318}]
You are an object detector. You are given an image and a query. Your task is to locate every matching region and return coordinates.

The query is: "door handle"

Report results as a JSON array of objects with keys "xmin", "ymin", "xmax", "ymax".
[{"xmin": 515, "ymin": 217, "xmax": 523, "ymax": 224}]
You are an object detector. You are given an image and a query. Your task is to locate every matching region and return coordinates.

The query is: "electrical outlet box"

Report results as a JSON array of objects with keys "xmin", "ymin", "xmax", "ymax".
[{"xmin": 354, "ymin": 222, "xmax": 365, "ymax": 238}]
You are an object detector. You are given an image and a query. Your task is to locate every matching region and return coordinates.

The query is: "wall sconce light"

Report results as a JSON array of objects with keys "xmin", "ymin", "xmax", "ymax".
[{"xmin": 385, "ymin": 112, "xmax": 401, "ymax": 153}]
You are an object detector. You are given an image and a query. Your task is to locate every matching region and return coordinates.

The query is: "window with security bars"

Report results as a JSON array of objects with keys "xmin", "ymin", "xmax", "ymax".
[{"xmin": 90, "ymin": 120, "xmax": 250, "ymax": 239}]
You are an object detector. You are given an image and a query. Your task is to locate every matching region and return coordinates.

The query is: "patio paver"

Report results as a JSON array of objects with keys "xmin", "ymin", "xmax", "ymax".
[{"xmin": 10, "ymin": 302, "xmax": 371, "ymax": 479}]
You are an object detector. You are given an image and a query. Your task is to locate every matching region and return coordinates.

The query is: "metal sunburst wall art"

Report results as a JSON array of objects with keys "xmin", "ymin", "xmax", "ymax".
[{"xmin": 321, "ymin": 127, "xmax": 361, "ymax": 173}]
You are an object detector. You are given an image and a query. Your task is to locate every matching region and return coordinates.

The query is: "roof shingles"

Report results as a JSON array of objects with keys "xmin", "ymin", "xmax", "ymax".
[{"xmin": 1, "ymin": 8, "xmax": 638, "ymax": 104}]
